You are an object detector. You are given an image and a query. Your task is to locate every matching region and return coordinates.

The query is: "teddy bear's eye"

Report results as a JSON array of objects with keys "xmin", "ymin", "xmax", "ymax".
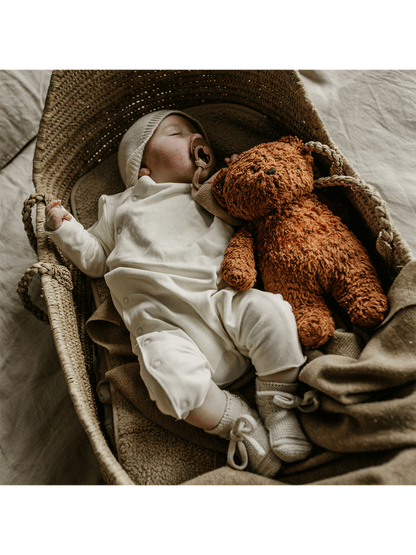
[{"xmin": 266, "ymin": 168, "xmax": 276, "ymax": 175}]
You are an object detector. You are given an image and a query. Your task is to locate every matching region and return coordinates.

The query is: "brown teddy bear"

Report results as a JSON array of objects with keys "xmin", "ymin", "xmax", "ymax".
[{"xmin": 211, "ymin": 136, "xmax": 388, "ymax": 350}]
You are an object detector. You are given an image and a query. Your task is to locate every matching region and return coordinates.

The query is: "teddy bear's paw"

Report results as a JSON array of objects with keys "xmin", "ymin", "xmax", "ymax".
[
  {"xmin": 348, "ymin": 295, "xmax": 388, "ymax": 328},
  {"xmin": 297, "ymin": 312, "xmax": 335, "ymax": 350},
  {"xmin": 221, "ymin": 264, "xmax": 257, "ymax": 291}
]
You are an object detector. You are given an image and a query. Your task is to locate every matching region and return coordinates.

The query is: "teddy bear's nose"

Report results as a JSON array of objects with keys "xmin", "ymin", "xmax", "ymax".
[{"xmin": 266, "ymin": 168, "xmax": 276, "ymax": 175}]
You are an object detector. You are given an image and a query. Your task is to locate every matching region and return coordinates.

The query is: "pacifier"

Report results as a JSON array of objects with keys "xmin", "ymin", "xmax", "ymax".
[
  {"xmin": 191, "ymin": 137, "xmax": 213, "ymax": 191},
  {"xmin": 191, "ymin": 137, "xmax": 213, "ymax": 170}
]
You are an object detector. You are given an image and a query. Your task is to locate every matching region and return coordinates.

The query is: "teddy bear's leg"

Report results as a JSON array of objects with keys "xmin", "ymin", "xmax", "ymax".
[
  {"xmin": 284, "ymin": 289, "xmax": 336, "ymax": 350},
  {"xmin": 330, "ymin": 256, "xmax": 388, "ymax": 329}
]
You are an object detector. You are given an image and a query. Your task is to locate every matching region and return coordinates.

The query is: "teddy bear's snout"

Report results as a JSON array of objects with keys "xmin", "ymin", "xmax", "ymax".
[{"xmin": 265, "ymin": 167, "xmax": 280, "ymax": 189}]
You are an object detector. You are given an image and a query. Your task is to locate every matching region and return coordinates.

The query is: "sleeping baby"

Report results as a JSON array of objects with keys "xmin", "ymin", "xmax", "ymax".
[{"xmin": 44, "ymin": 109, "xmax": 313, "ymax": 477}]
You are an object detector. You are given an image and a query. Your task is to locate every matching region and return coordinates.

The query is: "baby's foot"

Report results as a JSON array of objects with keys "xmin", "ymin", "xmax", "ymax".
[
  {"xmin": 256, "ymin": 378, "xmax": 313, "ymax": 463},
  {"xmin": 205, "ymin": 390, "xmax": 282, "ymax": 478}
]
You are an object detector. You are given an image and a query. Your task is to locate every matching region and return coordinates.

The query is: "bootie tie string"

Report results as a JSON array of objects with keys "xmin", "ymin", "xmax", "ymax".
[
  {"xmin": 257, "ymin": 389, "xmax": 320, "ymax": 413},
  {"xmin": 227, "ymin": 415, "xmax": 266, "ymax": 471}
]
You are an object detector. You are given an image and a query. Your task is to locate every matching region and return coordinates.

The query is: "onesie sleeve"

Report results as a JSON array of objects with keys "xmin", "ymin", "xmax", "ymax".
[{"xmin": 45, "ymin": 196, "xmax": 115, "ymax": 278}]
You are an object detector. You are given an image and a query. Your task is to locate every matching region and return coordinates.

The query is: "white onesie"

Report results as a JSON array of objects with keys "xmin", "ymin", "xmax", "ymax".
[{"xmin": 47, "ymin": 176, "xmax": 306, "ymax": 419}]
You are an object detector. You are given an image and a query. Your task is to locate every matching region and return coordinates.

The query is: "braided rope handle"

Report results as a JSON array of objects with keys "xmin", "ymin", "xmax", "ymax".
[
  {"xmin": 304, "ymin": 141, "xmax": 394, "ymax": 261},
  {"xmin": 17, "ymin": 262, "xmax": 74, "ymax": 324},
  {"xmin": 21, "ymin": 192, "xmax": 54, "ymax": 253},
  {"xmin": 19, "ymin": 193, "xmax": 73, "ymax": 324},
  {"xmin": 304, "ymin": 141, "xmax": 347, "ymax": 176}
]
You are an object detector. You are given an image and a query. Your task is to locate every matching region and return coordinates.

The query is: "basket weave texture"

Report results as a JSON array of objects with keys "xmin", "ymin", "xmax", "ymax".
[{"xmin": 24, "ymin": 70, "xmax": 415, "ymax": 484}]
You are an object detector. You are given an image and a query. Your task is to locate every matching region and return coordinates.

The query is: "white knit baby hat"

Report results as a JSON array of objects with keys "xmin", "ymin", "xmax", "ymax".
[{"xmin": 118, "ymin": 109, "xmax": 209, "ymax": 188}]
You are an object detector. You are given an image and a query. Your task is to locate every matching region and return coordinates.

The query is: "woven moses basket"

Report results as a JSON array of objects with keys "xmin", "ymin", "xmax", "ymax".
[{"xmin": 18, "ymin": 70, "xmax": 416, "ymax": 485}]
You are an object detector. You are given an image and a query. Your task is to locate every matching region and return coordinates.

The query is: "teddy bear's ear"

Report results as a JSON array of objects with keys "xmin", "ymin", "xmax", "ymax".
[
  {"xmin": 211, "ymin": 167, "xmax": 228, "ymax": 208},
  {"xmin": 280, "ymin": 135, "xmax": 314, "ymax": 165},
  {"xmin": 279, "ymin": 135, "xmax": 306, "ymax": 151}
]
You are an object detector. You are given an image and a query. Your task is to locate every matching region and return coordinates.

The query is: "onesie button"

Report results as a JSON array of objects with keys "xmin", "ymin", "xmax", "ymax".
[
  {"xmin": 136, "ymin": 327, "xmax": 143, "ymax": 336},
  {"xmin": 123, "ymin": 297, "xmax": 129, "ymax": 305},
  {"xmin": 152, "ymin": 360, "xmax": 161, "ymax": 369},
  {"xmin": 181, "ymin": 401, "xmax": 189, "ymax": 410},
  {"xmin": 131, "ymin": 195, "xmax": 138, "ymax": 202},
  {"xmin": 143, "ymin": 338, "xmax": 151, "ymax": 347},
  {"xmin": 117, "ymin": 227, "xmax": 122, "ymax": 234}
]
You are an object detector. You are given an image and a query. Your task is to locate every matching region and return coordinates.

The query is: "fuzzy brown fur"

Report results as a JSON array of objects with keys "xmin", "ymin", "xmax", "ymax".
[{"xmin": 212, "ymin": 136, "xmax": 388, "ymax": 349}]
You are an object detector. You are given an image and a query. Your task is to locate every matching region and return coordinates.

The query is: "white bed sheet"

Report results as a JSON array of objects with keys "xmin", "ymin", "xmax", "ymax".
[
  {"xmin": 300, "ymin": 70, "xmax": 415, "ymax": 255},
  {"xmin": 0, "ymin": 70, "xmax": 414, "ymax": 485}
]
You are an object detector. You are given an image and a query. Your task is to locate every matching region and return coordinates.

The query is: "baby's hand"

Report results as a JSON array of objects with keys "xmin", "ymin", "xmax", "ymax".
[
  {"xmin": 45, "ymin": 200, "xmax": 72, "ymax": 231},
  {"xmin": 225, "ymin": 154, "xmax": 239, "ymax": 166},
  {"xmin": 138, "ymin": 167, "xmax": 151, "ymax": 178}
]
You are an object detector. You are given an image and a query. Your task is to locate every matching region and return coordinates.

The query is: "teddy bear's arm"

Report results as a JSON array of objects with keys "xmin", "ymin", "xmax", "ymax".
[{"xmin": 221, "ymin": 227, "xmax": 257, "ymax": 291}]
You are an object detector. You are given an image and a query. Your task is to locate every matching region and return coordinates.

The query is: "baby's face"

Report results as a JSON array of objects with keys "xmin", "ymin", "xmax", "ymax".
[{"xmin": 141, "ymin": 115, "xmax": 215, "ymax": 184}]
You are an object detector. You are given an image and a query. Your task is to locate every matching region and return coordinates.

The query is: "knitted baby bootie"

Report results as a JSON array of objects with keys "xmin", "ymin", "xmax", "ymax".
[
  {"xmin": 255, "ymin": 378, "xmax": 313, "ymax": 463},
  {"xmin": 205, "ymin": 390, "xmax": 282, "ymax": 478}
]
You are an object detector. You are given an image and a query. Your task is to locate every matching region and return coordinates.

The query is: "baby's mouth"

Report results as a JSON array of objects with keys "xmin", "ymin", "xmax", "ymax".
[{"xmin": 190, "ymin": 137, "xmax": 213, "ymax": 170}]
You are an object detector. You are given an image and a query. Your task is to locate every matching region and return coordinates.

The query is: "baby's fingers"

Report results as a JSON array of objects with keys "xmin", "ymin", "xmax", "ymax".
[
  {"xmin": 225, "ymin": 154, "xmax": 239, "ymax": 166},
  {"xmin": 45, "ymin": 199, "xmax": 62, "ymax": 215},
  {"xmin": 45, "ymin": 203, "xmax": 72, "ymax": 231},
  {"xmin": 138, "ymin": 167, "xmax": 151, "ymax": 177}
]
